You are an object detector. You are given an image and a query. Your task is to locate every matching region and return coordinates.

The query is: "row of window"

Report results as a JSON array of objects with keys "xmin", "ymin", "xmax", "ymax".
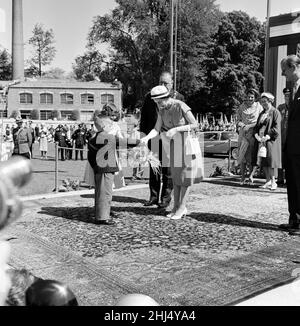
[
  {"xmin": 19, "ymin": 110, "xmax": 94, "ymax": 121},
  {"xmin": 19, "ymin": 92, "xmax": 115, "ymax": 105}
]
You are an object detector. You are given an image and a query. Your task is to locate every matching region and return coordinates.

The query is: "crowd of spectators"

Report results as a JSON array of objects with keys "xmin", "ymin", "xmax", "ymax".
[{"xmin": 0, "ymin": 121, "xmax": 96, "ymax": 161}]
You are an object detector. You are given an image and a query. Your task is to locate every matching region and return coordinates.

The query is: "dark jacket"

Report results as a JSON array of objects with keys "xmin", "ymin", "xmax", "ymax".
[
  {"xmin": 12, "ymin": 127, "xmax": 32, "ymax": 154},
  {"xmin": 123, "ymin": 93, "xmax": 137, "ymax": 114},
  {"xmin": 88, "ymin": 132, "xmax": 139, "ymax": 174},
  {"xmin": 85, "ymin": 129, "xmax": 94, "ymax": 142},
  {"xmin": 285, "ymin": 87, "xmax": 300, "ymax": 155},
  {"xmin": 252, "ymin": 107, "xmax": 282, "ymax": 168},
  {"xmin": 72, "ymin": 128, "xmax": 87, "ymax": 147},
  {"xmin": 54, "ymin": 128, "xmax": 67, "ymax": 147},
  {"xmin": 277, "ymin": 103, "xmax": 289, "ymax": 146},
  {"xmin": 139, "ymin": 89, "xmax": 184, "ymax": 135}
]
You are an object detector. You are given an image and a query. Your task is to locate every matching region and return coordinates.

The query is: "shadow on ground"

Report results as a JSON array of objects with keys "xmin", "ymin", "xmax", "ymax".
[
  {"xmin": 189, "ymin": 212, "xmax": 283, "ymax": 232},
  {"xmin": 37, "ymin": 204, "xmax": 284, "ymax": 233},
  {"xmin": 204, "ymin": 178, "xmax": 287, "ymax": 193},
  {"xmin": 80, "ymin": 194, "xmax": 147, "ymax": 204},
  {"xmin": 38, "ymin": 204, "xmax": 167, "ymax": 222}
]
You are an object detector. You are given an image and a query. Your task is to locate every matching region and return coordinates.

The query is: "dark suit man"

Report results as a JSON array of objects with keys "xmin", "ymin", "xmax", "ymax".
[
  {"xmin": 140, "ymin": 71, "xmax": 184, "ymax": 209},
  {"xmin": 72, "ymin": 124, "xmax": 87, "ymax": 160},
  {"xmin": 277, "ymin": 87, "xmax": 291, "ymax": 185},
  {"xmin": 280, "ymin": 55, "xmax": 300, "ymax": 235},
  {"xmin": 54, "ymin": 125, "xmax": 67, "ymax": 161},
  {"xmin": 12, "ymin": 118, "xmax": 32, "ymax": 160},
  {"xmin": 27, "ymin": 121, "xmax": 35, "ymax": 158}
]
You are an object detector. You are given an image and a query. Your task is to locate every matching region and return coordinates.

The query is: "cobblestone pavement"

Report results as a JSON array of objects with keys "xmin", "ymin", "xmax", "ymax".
[{"xmin": 4, "ymin": 177, "xmax": 300, "ymax": 306}]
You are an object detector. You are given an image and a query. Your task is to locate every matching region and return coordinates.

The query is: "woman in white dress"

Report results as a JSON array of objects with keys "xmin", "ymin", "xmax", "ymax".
[
  {"xmin": 38, "ymin": 124, "xmax": 49, "ymax": 159},
  {"xmin": 236, "ymin": 89, "xmax": 263, "ymax": 184}
]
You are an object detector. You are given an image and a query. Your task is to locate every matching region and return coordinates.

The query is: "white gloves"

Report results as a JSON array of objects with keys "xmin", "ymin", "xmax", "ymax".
[{"xmin": 255, "ymin": 134, "xmax": 270, "ymax": 142}]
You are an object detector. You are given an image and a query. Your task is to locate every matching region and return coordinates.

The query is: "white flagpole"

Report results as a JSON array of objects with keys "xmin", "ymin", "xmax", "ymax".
[
  {"xmin": 264, "ymin": 0, "xmax": 271, "ymax": 91},
  {"xmin": 170, "ymin": 0, "xmax": 174, "ymax": 77}
]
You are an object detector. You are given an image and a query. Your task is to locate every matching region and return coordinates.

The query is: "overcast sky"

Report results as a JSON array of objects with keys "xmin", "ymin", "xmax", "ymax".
[{"xmin": 0, "ymin": 0, "xmax": 300, "ymax": 72}]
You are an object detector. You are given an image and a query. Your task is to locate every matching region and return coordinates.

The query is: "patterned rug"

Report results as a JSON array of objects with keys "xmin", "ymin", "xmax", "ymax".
[{"xmin": 6, "ymin": 228, "xmax": 300, "ymax": 306}]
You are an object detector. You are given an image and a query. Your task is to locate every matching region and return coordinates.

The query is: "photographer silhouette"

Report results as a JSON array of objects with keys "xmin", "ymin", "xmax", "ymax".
[{"xmin": 0, "ymin": 156, "xmax": 32, "ymax": 305}]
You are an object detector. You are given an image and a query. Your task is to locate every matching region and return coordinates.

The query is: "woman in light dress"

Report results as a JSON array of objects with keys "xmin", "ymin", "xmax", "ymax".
[
  {"xmin": 141, "ymin": 85, "xmax": 200, "ymax": 220},
  {"xmin": 38, "ymin": 123, "xmax": 49, "ymax": 159},
  {"xmin": 236, "ymin": 88, "xmax": 263, "ymax": 184}
]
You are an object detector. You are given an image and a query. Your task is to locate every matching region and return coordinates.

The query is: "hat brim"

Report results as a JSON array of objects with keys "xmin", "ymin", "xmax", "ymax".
[
  {"xmin": 151, "ymin": 92, "xmax": 170, "ymax": 99},
  {"xmin": 261, "ymin": 93, "xmax": 275, "ymax": 101}
]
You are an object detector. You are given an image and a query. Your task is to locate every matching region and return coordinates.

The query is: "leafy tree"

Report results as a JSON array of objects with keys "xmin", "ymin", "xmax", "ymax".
[
  {"xmin": 87, "ymin": 0, "xmax": 221, "ymax": 101},
  {"xmin": 27, "ymin": 23, "xmax": 56, "ymax": 77},
  {"xmin": 24, "ymin": 64, "xmax": 39, "ymax": 78},
  {"xmin": 72, "ymin": 49, "xmax": 104, "ymax": 81},
  {"xmin": 79, "ymin": 2, "xmax": 264, "ymax": 116},
  {"xmin": 0, "ymin": 48, "xmax": 12, "ymax": 80},
  {"xmin": 175, "ymin": 0, "xmax": 221, "ymax": 103},
  {"xmin": 202, "ymin": 11, "xmax": 265, "ymax": 115},
  {"xmin": 43, "ymin": 67, "xmax": 66, "ymax": 79},
  {"xmin": 30, "ymin": 109, "xmax": 40, "ymax": 120}
]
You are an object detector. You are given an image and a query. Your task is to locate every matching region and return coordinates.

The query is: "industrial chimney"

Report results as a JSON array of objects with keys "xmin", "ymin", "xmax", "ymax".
[{"xmin": 12, "ymin": 0, "xmax": 24, "ymax": 80}]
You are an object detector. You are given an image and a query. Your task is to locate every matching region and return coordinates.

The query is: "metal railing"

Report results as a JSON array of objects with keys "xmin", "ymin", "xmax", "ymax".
[{"xmin": 54, "ymin": 142, "xmax": 88, "ymax": 193}]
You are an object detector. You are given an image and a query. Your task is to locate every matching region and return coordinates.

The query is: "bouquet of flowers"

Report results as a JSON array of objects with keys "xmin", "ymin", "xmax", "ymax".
[
  {"xmin": 59, "ymin": 178, "xmax": 80, "ymax": 192},
  {"xmin": 119, "ymin": 145, "xmax": 161, "ymax": 175}
]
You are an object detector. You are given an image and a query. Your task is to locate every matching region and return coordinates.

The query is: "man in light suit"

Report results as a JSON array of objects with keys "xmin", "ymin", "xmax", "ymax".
[
  {"xmin": 280, "ymin": 55, "xmax": 300, "ymax": 235},
  {"xmin": 12, "ymin": 117, "xmax": 32, "ymax": 160}
]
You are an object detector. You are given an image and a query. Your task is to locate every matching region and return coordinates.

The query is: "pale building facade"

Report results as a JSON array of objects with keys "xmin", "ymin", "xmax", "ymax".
[{"xmin": 5, "ymin": 79, "xmax": 122, "ymax": 121}]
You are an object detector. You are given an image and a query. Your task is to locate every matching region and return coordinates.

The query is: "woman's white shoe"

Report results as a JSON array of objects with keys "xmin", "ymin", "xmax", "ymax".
[
  {"xmin": 166, "ymin": 212, "xmax": 175, "ymax": 218},
  {"xmin": 259, "ymin": 181, "xmax": 272, "ymax": 189},
  {"xmin": 270, "ymin": 182, "xmax": 277, "ymax": 191},
  {"xmin": 170, "ymin": 208, "xmax": 188, "ymax": 220}
]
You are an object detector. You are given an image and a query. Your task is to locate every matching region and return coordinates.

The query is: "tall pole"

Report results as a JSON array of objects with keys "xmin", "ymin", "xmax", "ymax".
[
  {"xmin": 55, "ymin": 142, "xmax": 58, "ymax": 193},
  {"xmin": 12, "ymin": 0, "xmax": 24, "ymax": 81},
  {"xmin": 170, "ymin": 0, "xmax": 174, "ymax": 77},
  {"xmin": 174, "ymin": 0, "xmax": 178, "ymax": 93},
  {"xmin": 264, "ymin": 0, "xmax": 271, "ymax": 91}
]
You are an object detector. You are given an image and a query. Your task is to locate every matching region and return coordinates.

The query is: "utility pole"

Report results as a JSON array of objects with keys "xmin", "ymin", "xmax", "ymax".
[
  {"xmin": 170, "ymin": 0, "xmax": 174, "ymax": 78},
  {"xmin": 170, "ymin": 0, "xmax": 179, "ymax": 92},
  {"xmin": 174, "ymin": 0, "xmax": 179, "ymax": 93},
  {"xmin": 264, "ymin": 0, "xmax": 271, "ymax": 91}
]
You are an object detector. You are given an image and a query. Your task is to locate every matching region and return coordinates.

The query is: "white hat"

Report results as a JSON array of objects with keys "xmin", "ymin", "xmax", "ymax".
[
  {"xmin": 261, "ymin": 92, "xmax": 275, "ymax": 102},
  {"xmin": 150, "ymin": 85, "xmax": 170, "ymax": 99},
  {"xmin": 15, "ymin": 117, "xmax": 23, "ymax": 123}
]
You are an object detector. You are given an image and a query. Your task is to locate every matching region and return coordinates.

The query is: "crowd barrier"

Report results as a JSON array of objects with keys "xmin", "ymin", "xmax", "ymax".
[
  {"xmin": 53, "ymin": 137, "xmax": 236, "ymax": 192},
  {"xmin": 53, "ymin": 143, "xmax": 89, "ymax": 193}
]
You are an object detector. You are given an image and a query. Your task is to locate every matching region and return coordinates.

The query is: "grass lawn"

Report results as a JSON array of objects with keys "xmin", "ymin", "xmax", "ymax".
[
  {"xmin": 17, "ymin": 141, "xmax": 148, "ymax": 196},
  {"xmin": 15, "ymin": 142, "xmax": 219, "ymax": 196}
]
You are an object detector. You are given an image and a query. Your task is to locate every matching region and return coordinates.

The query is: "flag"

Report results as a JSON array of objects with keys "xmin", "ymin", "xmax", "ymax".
[{"xmin": 224, "ymin": 114, "xmax": 229, "ymax": 125}]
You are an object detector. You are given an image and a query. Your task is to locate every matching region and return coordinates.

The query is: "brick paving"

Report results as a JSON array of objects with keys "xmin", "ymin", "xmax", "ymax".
[{"xmin": 3, "ymin": 178, "xmax": 300, "ymax": 306}]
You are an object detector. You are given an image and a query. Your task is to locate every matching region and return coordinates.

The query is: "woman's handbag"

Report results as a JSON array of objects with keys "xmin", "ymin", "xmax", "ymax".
[
  {"xmin": 192, "ymin": 152, "xmax": 204, "ymax": 184},
  {"xmin": 113, "ymin": 170, "xmax": 126, "ymax": 189},
  {"xmin": 185, "ymin": 131, "xmax": 201, "ymax": 155},
  {"xmin": 258, "ymin": 144, "xmax": 267, "ymax": 158}
]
